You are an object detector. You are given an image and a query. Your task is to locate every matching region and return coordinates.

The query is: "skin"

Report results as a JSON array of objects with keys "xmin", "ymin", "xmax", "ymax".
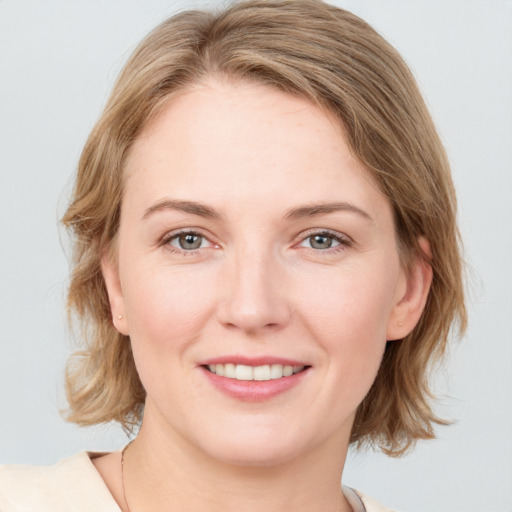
[{"xmin": 96, "ymin": 78, "xmax": 432, "ymax": 512}]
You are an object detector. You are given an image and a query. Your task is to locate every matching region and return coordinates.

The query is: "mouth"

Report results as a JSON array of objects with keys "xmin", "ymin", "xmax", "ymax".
[
  {"xmin": 203, "ymin": 363, "xmax": 308, "ymax": 381},
  {"xmin": 200, "ymin": 359, "xmax": 311, "ymax": 401}
]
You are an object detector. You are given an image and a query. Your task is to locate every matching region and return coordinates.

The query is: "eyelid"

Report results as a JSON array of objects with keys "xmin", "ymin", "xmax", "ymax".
[
  {"xmin": 296, "ymin": 228, "xmax": 352, "ymax": 243},
  {"xmin": 294, "ymin": 228, "xmax": 353, "ymax": 251},
  {"xmin": 158, "ymin": 227, "xmax": 352, "ymax": 255},
  {"xmin": 160, "ymin": 228, "xmax": 219, "ymax": 253}
]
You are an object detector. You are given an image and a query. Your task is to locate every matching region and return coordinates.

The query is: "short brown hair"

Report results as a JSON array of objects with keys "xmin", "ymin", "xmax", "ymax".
[{"xmin": 63, "ymin": 0, "xmax": 466, "ymax": 456}]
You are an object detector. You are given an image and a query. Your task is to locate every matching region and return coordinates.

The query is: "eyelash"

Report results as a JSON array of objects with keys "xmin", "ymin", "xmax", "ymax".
[
  {"xmin": 295, "ymin": 229, "xmax": 352, "ymax": 255},
  {"xmin": 160, "ymin": 229, "xmax": 213, "ymax": 256},
  {"xmin": 160, "ymin": 228, "xmax": 352, "ymax": 256}
]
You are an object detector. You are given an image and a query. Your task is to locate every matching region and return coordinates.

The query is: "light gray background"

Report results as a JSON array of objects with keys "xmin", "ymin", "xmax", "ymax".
[{"xmin": 1, "ymin": 1, "xmax": 511, "ymax": 511}]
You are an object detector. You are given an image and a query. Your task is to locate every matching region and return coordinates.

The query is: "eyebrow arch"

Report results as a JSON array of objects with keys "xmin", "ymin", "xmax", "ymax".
[
  {"xmin": 285, "ymin": 202, "xmax": 373, "ymax": 222},
  {"xmin": 143, "ymin": 199, "xmax": 222, "ymax": 220},
  {"xmin": 143, "ymin": 199, "xmax": 372, "ymax": 223}
]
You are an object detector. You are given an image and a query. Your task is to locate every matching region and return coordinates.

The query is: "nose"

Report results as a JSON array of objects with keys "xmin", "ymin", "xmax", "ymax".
[{"xmin": 216, "ymin": 249, "xmax": 292, "ymax": 335}]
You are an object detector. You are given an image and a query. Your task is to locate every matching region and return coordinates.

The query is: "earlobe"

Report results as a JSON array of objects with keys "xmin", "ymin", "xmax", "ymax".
[
  {"xmin": 101, "ymin": 249, "xmax": 129, "ymax": 336},
  {"xmin": 386, "ymin": 238, "xmax": 433, "ymax": 341}
]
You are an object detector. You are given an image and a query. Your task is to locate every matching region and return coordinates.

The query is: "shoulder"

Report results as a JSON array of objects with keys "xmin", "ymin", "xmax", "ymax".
[
  {"xmin": 0, "ymin": 452, "xmax": 121, "ymax": 512},
  {"xmin": 355, "ymin": 488, "xmax": 401, "ymax": 512}
]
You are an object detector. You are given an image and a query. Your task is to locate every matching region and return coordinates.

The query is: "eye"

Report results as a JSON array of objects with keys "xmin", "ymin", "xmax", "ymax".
[
  {"xmin": 297, "ymin": 230, "xmax": 351, "ymax": 252},
  {"xmin": 174, "ymin": 233, "xmax": 205, "ymax": 250},
  {"xmin": 162, "ymin": 230, "xmax": 214, "ymax": 253},
  {"xmin": 306, "ymin": 233, "xmax": 340, "ymax": 250}
]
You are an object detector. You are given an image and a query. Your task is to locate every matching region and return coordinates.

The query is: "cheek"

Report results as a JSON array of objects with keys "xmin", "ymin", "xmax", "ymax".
[
  {"xmin": 120, "ymin": 264, "xmax": 220, "ymax": 407},
  {"xmin": 298, "ymin": 265, "xmax": 397, "ymax": 387},
  {"xmin": 302, "ymin": 264, "xmax": 397, "ymax": 340},
  {"xmin": 122, "ymin": 264, "xmax": 217, "ymax": 356}
]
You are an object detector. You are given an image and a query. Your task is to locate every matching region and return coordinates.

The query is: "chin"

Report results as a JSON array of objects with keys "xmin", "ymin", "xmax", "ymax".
[
  {"xmin": 209, "ymin": 443, "xmax": 299, "ymax": 468},
  {"xmin": 194, "ymin": 423, "xmax": 314, "ymax": 468}
]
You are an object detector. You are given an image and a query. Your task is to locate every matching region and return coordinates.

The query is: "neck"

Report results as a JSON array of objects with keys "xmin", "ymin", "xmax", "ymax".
[{"xmin": 123, "ymin": 410, "xmax": 353, "ymax": 512}]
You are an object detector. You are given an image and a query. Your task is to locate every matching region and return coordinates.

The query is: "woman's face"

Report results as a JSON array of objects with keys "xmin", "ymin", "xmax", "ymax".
[{"xmin": 104, "ymin": 79, "xmax": 424, "ymax": 466}]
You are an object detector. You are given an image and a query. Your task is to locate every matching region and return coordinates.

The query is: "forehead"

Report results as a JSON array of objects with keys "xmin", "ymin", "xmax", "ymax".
[{"xmin": 123, "ymin": 79, "xmax": 389, "ymax": 220}]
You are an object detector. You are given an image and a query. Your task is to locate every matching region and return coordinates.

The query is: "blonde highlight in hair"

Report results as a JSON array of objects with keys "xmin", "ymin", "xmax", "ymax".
[{"xmin": 63, "ymin": 0, "xmax": 466, "ymax": 455}]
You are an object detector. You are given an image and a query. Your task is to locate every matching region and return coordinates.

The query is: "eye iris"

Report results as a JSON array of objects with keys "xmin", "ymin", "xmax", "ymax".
[
  {"xmin": 310, "ymin": 234, "xmax": 333, "ymax": 249},
  {"xmin": 178, "ymin": 233, "xmax": 202, "ymax": 250}
]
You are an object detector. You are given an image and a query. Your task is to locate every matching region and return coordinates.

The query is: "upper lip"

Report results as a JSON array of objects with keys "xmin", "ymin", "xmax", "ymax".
[{"xmin": 199, "ymin": 356, "xmax": 309, "ymax": 367}]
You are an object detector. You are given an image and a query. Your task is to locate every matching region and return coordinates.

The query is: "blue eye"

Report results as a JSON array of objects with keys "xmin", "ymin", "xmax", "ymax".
[
  {"xmin": 164, "ymin": 231, "xmax": 210, "ymax": 252},
  {"xmin": 298, "ymin": 231, "xmax": 349, "ymax": 252},
  {"xmin": 176, "ymin": 233, "xmax": 204, "ymax": 250},
  {"xmin": 307, "ymin": 234, "xmax": 340, "ymax": 250}
]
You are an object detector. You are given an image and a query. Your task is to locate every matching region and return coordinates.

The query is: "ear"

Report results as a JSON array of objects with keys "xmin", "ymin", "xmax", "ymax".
[
  {"xmin": 101, "ymin": 248, "xmax": 129, "ymax": 336},
  {"xmin": 386, "ymin": 238, "xmax": 433, "ymax": 341}
]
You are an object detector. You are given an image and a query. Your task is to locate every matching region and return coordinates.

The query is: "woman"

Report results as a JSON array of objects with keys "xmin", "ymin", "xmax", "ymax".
[{"xmin": 0, "ymin": 1, "xmax": 466, "ymax": 511}]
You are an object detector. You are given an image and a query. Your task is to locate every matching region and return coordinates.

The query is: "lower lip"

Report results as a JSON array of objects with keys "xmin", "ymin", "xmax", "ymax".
[{"xmin": 200, "ymin": 367, "xmax": 310, "ymax": 401}]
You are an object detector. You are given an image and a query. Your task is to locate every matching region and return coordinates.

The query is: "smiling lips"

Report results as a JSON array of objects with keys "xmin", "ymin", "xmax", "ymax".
[
  {"xmin": 206, "ymin": 363, "xmax": 305, "ymax": 381},
  {"xmin": 201, "ymin": 360, "xmax": 310, "ymax": 401}
]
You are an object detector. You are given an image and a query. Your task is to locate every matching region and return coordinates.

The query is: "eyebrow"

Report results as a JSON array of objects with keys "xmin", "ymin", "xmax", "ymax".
[
  {"xmin": 284, "ymin": 202, "xmax": 373, "ymax": 222},
  {"xmin": 143, "ymin": 199, "xmax": 222, "ymax": 220},
  {"xmin": 142, "ymin": 199, "xmax": 372, "ymax": 223}
]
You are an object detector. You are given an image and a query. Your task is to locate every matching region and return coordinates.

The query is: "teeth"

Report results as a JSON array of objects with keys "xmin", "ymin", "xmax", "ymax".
[
  {"xmin": 206, "ymin": 363, "xmax": 305, "ymax": 381},
  {"xmin": 270, "ymin": 364, "xmax": 283, "ymax": 379},
  {"xmin": 235, "ymin": 364, "xmax": 253, "ymax": 381},
  {"xmin": 253, "ymin": 365, "xmax": 270, "ymax": 381},
  {"xmin": 224, "ymin": 363, "xmax": 236, "ymax": 379}
]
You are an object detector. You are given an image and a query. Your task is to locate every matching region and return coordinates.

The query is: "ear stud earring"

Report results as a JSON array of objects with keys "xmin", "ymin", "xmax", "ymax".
[{"xmin": 118, "ymin": 314, "xmax": 124, "ymax": 320}]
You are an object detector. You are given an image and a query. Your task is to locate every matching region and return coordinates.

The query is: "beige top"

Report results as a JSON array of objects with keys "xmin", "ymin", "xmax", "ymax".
[{"xmin": 0, "ymin": 452, "xmax": 395, "ymax": 512}]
